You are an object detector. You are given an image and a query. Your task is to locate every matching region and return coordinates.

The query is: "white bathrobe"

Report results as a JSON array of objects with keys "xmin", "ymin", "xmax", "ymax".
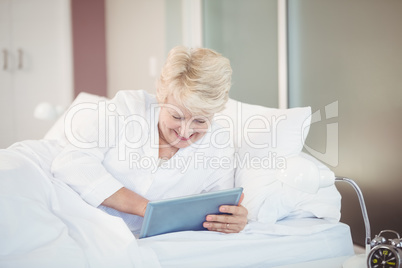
[{"xmin": 52, "ymin": 90, "xmax": 235, "ymax": 233}]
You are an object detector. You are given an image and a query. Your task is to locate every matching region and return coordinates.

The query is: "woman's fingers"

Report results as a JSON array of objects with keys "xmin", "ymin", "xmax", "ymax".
[
  {"xmin": 205, "ymin": 212, "xmax": 244, "ymax": 224},
  {"xmin": 203, "ymin": 204, "xmax": 248, "ymax": 233},
  {"xmin": 219, "ymin": 204, "xmax": 248, "ymax": 217},
  {"xmin": 203, "ymin": 221, "xmax": 243, "ymax": 233}
]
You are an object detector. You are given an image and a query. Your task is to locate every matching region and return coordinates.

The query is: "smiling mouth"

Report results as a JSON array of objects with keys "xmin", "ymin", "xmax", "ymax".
[{"xmin": 174, "ymin": 130, "xmax": 194, "ymax": 141}]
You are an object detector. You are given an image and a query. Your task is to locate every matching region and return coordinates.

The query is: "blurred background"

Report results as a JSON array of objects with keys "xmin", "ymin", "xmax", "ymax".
[{"xmin": 1, "ymin": 0, "xmax": 402, "ymax": 248}]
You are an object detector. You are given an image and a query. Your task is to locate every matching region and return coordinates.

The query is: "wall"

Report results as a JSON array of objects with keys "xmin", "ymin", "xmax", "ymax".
[
  {"xmin": 288, "ymin": 0, "xmax": 402, "ymax": 245},
  {"xmin": 203, "ymin": 0, "xmax": 278, "ymax": 107},
  {"xmin": 164, "ymin": 0, "xmax": 278, "ymax": 107},
  {"xmin": 71, "ymin": 0, "xmax": 107, "ymax": 97},
  {"xmin": 105, "ymin": 0, "xmax": 166, "ymax": 98},
  {"xmin": 165, "ymin": 0, "xmax": 183, "ymax": 53}
]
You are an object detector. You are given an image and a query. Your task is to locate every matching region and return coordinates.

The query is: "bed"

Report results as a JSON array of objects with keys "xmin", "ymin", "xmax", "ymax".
[{"xmin": 0, "ymin": 92, "xmax": 354, "ymax": 268}]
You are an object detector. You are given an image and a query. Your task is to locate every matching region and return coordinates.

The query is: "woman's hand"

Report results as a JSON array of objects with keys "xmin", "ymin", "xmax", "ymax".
[
  {"xmin": 203, "ymin": 193, "xmax": 248, "ymax": 233},
  {"xmin": 102, "ymin": 187, "xmax": 148, "ymax": 217}
]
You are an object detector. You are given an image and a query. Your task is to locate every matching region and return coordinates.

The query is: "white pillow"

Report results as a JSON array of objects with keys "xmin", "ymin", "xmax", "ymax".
[
  {"xmin": 44, "ymin": 92, "xmax": 108, "ymax": 145},
  {"xmin": 256, "ymin": 153, "xmax": 340, "ymax": 224},
  {"xmin": 218, "ymin": 99, "xmax": 311, "ymax": 156},
  {"xmin": 217, "ymin": 99, "xmax": 312, "ymax": 221}
]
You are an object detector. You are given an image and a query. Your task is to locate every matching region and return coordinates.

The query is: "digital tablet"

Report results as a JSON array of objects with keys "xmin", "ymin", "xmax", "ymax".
[{"xmin": 139, "ymin": 187, "xmax": 243, "ymax": 239}]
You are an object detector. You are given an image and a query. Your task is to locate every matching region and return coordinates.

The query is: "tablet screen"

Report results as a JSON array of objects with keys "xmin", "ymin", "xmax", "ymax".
[{"xmin": 139, "ymin": 187, "xmax": 243, "ymax": 239}]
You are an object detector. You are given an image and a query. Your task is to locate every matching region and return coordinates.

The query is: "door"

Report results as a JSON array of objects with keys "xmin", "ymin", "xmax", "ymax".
[
  {"xmin": 0, "ymin": 0, "xmax": 72, "ymax": 148},
  {"xmin": 0, "ymin": 0, "xmax": 15, "ymax": 148}
]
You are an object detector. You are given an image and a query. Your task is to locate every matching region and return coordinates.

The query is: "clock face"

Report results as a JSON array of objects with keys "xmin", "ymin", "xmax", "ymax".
[{"xmin": 368, "ymin": 246, "xmax": 400, "ymax": 268}]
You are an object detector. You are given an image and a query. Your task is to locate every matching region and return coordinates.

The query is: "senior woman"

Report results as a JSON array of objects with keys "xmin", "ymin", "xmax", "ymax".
[{"xmin": 52, "ymin": 46, "xmax": 247, "ymax": 235}]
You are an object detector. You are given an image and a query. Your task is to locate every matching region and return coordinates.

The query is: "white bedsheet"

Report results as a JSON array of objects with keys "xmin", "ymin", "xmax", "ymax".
[
  {"xmin": 138, "ymin": 219, "xmax": 353, "ymax": 268},
  {"xmin": 0, "ymin": 140, "xmax": 354, "ymax": 267}
]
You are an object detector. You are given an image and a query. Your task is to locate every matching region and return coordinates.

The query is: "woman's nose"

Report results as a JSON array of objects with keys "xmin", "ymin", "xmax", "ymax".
[{"xmin": 178, "ymin": 123, "xmax": 194, "ymax": 138}]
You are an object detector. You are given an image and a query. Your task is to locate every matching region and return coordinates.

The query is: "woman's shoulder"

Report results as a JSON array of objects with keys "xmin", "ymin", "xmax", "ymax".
[{"xmin": 110, "ymin": 90, "xmax": 158, "ymax": 116}]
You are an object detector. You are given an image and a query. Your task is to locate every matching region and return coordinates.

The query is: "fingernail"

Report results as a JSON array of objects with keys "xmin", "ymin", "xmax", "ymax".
[
  {"xmin": 207, "ymin": 216, "xmax": 213, "ymax": 221},
  {"xmin": 220, "ymin": 207, "xmax": 226, "ymax": 212},
  {"xmin": 204, "ymin": 223, "xmax": 210, "ymax": 227}
]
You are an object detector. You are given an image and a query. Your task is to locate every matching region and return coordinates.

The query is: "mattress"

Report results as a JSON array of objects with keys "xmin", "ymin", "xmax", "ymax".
[{"xmin": 138, "ymin": 219, "xmax": 354, "ymax": 268}]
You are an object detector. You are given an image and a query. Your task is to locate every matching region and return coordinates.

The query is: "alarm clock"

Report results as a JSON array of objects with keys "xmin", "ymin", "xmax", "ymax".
[{"xmin": 367, "ymin": 230, "xmax": 402, "ymax": 268}]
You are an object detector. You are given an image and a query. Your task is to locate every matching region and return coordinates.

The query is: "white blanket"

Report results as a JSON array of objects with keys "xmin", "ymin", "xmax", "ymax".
[
  {"xmin": 0, "ymin": 142, "xmax": 159, "ymax": 268},
  {"xmin": 0, "ymin": 140, "xmax": 353, "ymax": 267}
]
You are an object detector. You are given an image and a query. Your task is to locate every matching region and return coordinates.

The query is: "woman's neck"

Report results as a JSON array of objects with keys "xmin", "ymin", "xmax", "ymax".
[{"xmin": 158, "ymin": 139, "xmax": 179, "ymax": 160}]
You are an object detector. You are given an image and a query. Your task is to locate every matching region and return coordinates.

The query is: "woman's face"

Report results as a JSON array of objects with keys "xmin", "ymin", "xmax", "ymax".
[{"xmin": 158, "ymin": 96, "xmax": 212, "ymax": 149}]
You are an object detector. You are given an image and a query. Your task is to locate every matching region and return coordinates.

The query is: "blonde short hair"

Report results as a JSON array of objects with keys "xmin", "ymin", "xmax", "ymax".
[{"xmin": 156, "ymin": 46, "xmax": 232, "ymax": 116}]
